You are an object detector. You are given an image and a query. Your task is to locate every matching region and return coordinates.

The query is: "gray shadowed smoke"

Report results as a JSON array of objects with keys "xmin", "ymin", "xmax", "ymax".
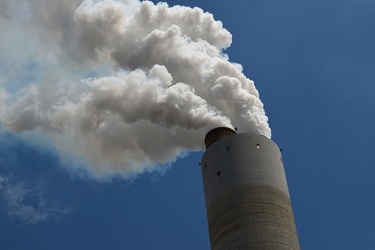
[{"xmin": 0, "ymin": 0, "xmax": 270, "ymax": 179}]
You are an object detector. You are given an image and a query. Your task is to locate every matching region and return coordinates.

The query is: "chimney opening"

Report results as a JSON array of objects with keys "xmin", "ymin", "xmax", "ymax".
[{"xmin": 204, "ymin": 127, "xmax": 236, "ymax": 149}]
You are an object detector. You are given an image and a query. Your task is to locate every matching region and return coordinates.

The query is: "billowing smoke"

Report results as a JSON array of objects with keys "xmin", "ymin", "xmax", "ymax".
[{"xmin": 0, "ymin": 0, "xmax": 270, "ymax": 179}]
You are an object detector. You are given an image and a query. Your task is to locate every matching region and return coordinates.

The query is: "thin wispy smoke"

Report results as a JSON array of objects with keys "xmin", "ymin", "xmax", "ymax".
[
  {"xmin": 0, "ymin": 0, "xmax": 270, "ymax": 179},
  {"xmin": 0, "ymin": 90, "xmax": 5, "ymax": 121},
  {"xmin": 0, "ymin": 175, "xmax": 71, "ymax": 224}
]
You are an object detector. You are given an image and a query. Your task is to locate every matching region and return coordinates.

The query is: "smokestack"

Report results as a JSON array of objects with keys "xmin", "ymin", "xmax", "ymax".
[{"xmin": 201, "ymin": 127, "xmax": 300, "ymax": 249}]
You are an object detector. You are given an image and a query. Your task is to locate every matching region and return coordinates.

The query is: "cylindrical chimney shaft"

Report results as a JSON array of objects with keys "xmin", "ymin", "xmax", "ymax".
[{"xmin": 201, "ymin": 127, "xmax": 300, "ymax": 250}]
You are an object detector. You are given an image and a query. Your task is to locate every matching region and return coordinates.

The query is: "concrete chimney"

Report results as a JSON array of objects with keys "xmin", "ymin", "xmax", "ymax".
[{"xmin": 200, "ymin": 127, "xmax": 300, "ymax": 249}]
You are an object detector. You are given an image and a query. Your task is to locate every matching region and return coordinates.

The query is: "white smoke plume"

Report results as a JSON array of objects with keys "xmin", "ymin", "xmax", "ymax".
[{"xmin": 0, "ymin": 0, "xmax": 270, "ymax": 179}]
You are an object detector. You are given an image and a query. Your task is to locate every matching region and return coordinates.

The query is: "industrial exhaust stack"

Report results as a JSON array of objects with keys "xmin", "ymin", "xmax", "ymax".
[{"xmin": 201, "ymin": 127, "xmax": 300, "ymax": 250}]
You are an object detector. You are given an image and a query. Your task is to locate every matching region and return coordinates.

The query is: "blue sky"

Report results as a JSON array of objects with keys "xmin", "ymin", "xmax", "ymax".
[{"xmin": 1, "ymin": 0, "xmax": 375, "ymax": 249}]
